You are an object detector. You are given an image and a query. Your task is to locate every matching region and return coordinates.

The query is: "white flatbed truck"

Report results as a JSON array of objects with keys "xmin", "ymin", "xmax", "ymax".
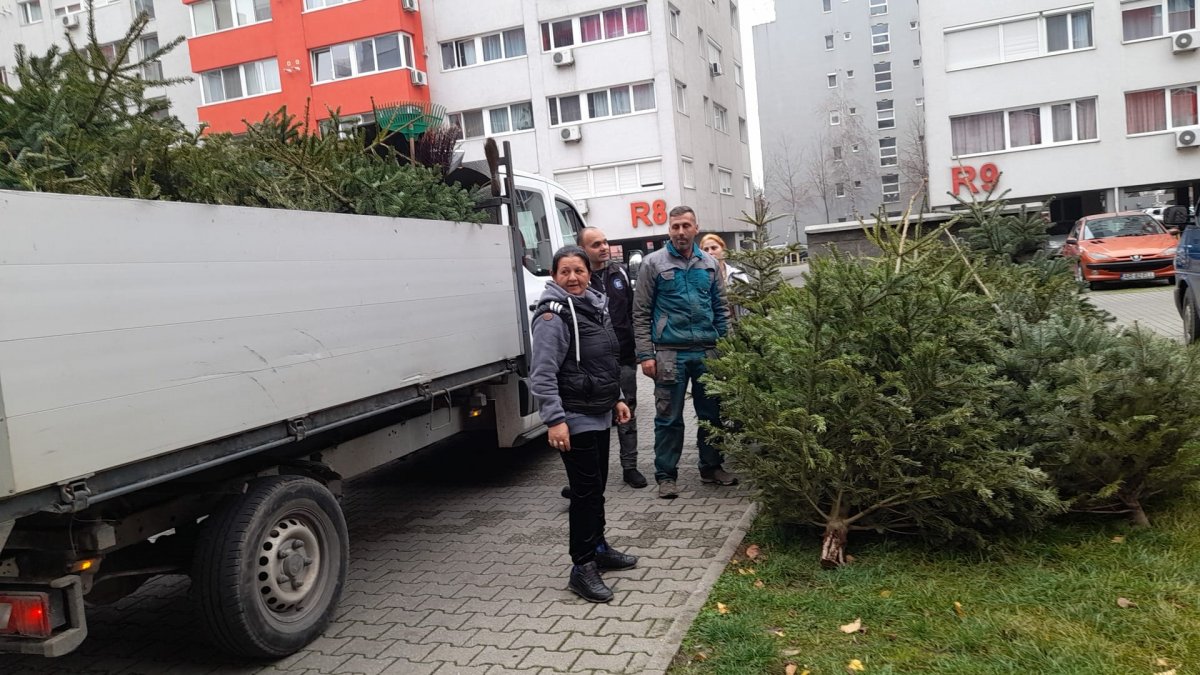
[{"xmin": 0, "ymin": 149, "xmax": 585, "ymax": 658}]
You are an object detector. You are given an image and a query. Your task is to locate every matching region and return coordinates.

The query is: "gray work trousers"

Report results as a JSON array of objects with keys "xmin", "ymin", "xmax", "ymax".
[{"xmin": 617, "ymin": 363, "xmax": 639, "ymax": 469}]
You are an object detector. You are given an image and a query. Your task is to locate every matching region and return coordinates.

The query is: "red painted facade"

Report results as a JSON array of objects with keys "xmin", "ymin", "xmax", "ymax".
[{"xmin": 184, "ymin": 0, "xmax": 429, "ymax": 133}]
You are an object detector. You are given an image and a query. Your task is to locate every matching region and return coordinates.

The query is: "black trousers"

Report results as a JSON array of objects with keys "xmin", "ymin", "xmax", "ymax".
[{"xmin": 559, "ymin": 428, "xmax": 610, "ymax": 565}]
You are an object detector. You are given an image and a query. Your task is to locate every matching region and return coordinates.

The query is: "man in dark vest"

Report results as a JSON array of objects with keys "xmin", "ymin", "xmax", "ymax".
[{"xmin": 578, "ymin": 226, "xmax": 647, "ymax": 488}]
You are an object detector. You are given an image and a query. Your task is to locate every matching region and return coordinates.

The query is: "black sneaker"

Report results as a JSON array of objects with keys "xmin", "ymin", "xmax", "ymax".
[
  {"xmin": 623, "ymin": 468, "xmax": 648, "ymax": 488},
  {"xmin": 561, "ymin": 486, "xmax": 571, "ymax": 499},
  {"xmin": 595, "ymin": 545, "xmax": 638, "ymax": 571},
  {"xmin": 568, "ymin": 561, "xmax": 613, "ymax": 603}
]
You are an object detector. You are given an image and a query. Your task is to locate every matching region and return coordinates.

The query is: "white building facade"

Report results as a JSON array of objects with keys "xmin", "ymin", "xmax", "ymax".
[
  {"xmin": 420, "ymin": 0, "xmax": 754, "ymax": 252},
  {"xmin": 920, "ymin": 0, "xmax": 1199, "ymax": 221},
  {"xmin": 0, "ymin": 0, "xmax": 199, "ymax": 128}
]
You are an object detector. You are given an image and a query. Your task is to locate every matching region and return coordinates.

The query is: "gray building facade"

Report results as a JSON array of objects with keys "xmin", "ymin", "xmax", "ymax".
[{"xmin": 753, "ymin": 0, "xmax": 925, "ymax": 242}]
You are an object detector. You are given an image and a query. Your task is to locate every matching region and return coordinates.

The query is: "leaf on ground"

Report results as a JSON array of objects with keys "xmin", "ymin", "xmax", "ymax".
[
  {"xmin": 840, "ymin": 618, "xmax": 863, "ymax": 634},
  {"xmin": 747, "ymin": 544, "xmax": 762, "ymax": 559},
  {"xmin": 771, "ymin": 629, "xmax": 787, "ymax": 637},
  {"xmin": 1156, "ymin": 669, "xmax": 1176, "ymax": 675},
  {"xmin": 781, "ymin": 649, "xmax": 801, "ymax": 657},
  {"xmin": 1117, "ymin": 597, "xmax": 1138, "ymax": 609},
  {"xmin": 695, "ymin": 651, "xmax": 708, "ymax": 662},
  {"xmin": 738, "ymin": 567, "xmax": 757, "ymax": 575},
  {"xmin": 1112, "ymin": 535, "xmax": 1126, "ymax": 543},
  {"xmin": 847, "ymin": 658, "xmax": 866, "ymax": 672},
  {"xmin": 953, "ymin": 601, "xmax": 966, "ymax": 617},
  {"xmin": 785, "ymin": 665, "xmax": 797, "ymax": 675},
  {"xmin": 755, "ymin": 579, "xmax": 765, "ymax": 589},
  {"xmin": 879, "ymin": 590, "xmax": 893, "ymax": 598},
  {"xmin": 1155, "ymin": 658, "xmax": 1171, "ymax": 666},
  {"xmin": 717, "ymin": 602, "xmax": 729, "ymax": 615},
  {"xmin": 845, "ymin": 554, "xmax": 857, "ymax": 563}
]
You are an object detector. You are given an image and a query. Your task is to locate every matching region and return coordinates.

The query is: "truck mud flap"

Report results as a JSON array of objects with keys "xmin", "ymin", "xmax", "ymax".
[{"xmin": 0, "ymin": 574, "xmax": 88, "ymax": 657}]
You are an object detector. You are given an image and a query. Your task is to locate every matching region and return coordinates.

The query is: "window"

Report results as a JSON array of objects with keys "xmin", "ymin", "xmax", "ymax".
[
  {"xmin": 709, "ymin": 163, "xmax": 717, "ymax": 193},
  {"xmin": 951, "ymin": 98, "xmax": 1097, "ymax": 154},
  {"xmin": 706, "ymin": 38, "xmax": 723, "ymax": 70},
  {"xmin": 882, "ymin": 174, "xmax": 900, "ymax": 203},
  {"xmin": 835, "ymin": 182, "xmax": 846, "ymax": 198},
  {"xmin": 827, "ymin": 73, "xmax": 837, "ymax": 88},
  {"xmin": 54, "ymin": 2, "xmax": 82, "ymax": 17},
  {"xmin": 739, "ymin": 117, "xmax": 748, "ymax": 143},
  {"xmin": 18, "ymin": 0, "xmax": 42, "ymax": 24},
  {"xmin": 825, "ymin": 34, "xmax": 834, "ymax": 50},
  {"xmin": 515, "ymin": 189, "xmax": 552, "ymax": 276},
  {"xmin": 916, "ymin": 97, "xmax": 924, "ymax": 107},
  {"xmin": 718, "ymin": 168, "xmax": 733, "ymax": 195},
  {"xmin": 674, "ymin": 80, "xmax": 688, "ymax": 114},
  {"xmin": 554, "ymin": 156, "xmax": 664, "ymax": 198},
  {"xmin": 313, "ymin": 33, "xmax": 414, "ymax": 83},
  {"xmin": 682, "ymin": 157, "xmax": 695, "ymax": 189},
  {"xmin": 853, "ymin": 180, "xmax": 862, "ymax": 188},
  {"xmin": 548, "ymin": 81, "xmax": 655, "ymax": 125},
  {"xmin": 847, "ymin": 69, "xmax": 855, "ymax": 78},
  {"xmin": 870, "ymin": 0, "xmax": 887, "ymax": 15},
  {"xmin": 849, "ymin": 106, "xmax": 857, "ymax": 115},
  {"xmin": 1123, "ymin": 0, "xmax": 1195, "ymax": 40},
  {"xmin": 829, "ymin": 109, "xmax": 841, "ymax": 126},
  {"xmin": 441, "ymin": 28, "xmax": 526, "ymax": 70},
  {"xmin": 200, "ymin": 58, "xmax": 280, "ymax": 104},
  {"xmin": 1045, "ymin": 9, "xmax": 1092, "ymax": 53},
  {"xmin": 874, "ymin": 61, "xmax": 892, "ymax": 92},
  {"xmin": 140, "ymin": 35, "xmax": 163, "ymax": 80},
  {"xmin": 448, "ymin": 102, "xmax": 534, "ymax": 139},
  {"xmin": 913, "ymin": 58, "xmax": 921, "ymax": 67},
  {"xmin": 871, "ymin": 23, "xmax": 890, "ymax": 53},
  {"xmin": 832, "ymin": 146, "xmax": 843, "ymax": 161},
  {"xmin": 191, "ymin": 0, "xmax": 270, "ymax": 35},
  {"xmin": 703, "ymin": 96, "xmax": 710, "ymax": 125},
  {"xmin": 713, "ymin": 103, "xmax": 729, "ymax": 132},
  {"xmin": 555, "ymin": 199, "xmax": 584, "ymax": 247},
  {"xmin": 743, "ymin": 175, "xmax": 752, "ymax": 198},
  {"xmin": 1126, "ymin": 85, "xmax": 1197, "ymax": 134},
  {"xmin": 877, "ymin": 99, "xmax": 895, "ymax": 129},
  {"xmin": 945, "ymin": 9, "xmax": 1093, "ymax": 70},
  {"xmin": 879, "ymin": 138, "xmax": 897, "ymax": 166},
  {"xmin": 910, "ymin": 20, "xmax": 918, "ymax": 29},
  {"xmin": 540, "ymin": 3, "xmax": 649, "ymax": 51},
  {"xmin": 851, "ymin": 143, "xmax": 860, "ymax": 152},
  {"xmin": 669, "ymin": 4, "xmax": 681, "ymax": 37},
  {"xmin": 305, "ymin": 0, "xmax": 358, "ymax": 10},
  {"xmin": 730, "ymin": 1, "xmax": 739, "ymax": 29},
  {"xmin": 822, "ymin": 0, "xmax": 831, "ymax": 12},
  {"xmin": 844, "ymin": 32, "xmax": 852, "ymax": 40},
  {"xmin": 134, "ymin": 0, "xmax": 155, "ymax": 18},
  {"xmin": 734, "ymin": 62, "xmax": 743, "ymax": 86}
]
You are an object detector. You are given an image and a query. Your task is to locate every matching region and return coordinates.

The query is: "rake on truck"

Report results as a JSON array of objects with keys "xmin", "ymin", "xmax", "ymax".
[{"xmin": 373, "ymin": 99, "xmax": 447, "ymax": 164}]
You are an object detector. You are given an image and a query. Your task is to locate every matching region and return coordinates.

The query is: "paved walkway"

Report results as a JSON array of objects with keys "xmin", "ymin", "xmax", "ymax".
[
  {"xmin": 1086, "ymin": 283, "xmax": 1182, "ymax": 342},
  {"xmin": 2, "ymin": 375, "xmax": 754, "ymax": 675}
]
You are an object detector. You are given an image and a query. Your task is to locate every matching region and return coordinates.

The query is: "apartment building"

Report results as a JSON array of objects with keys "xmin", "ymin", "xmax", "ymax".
[
  {"xmin": 420, "ymin": 0, "xmax": 754, "ymax": 252},
  {"xmin": 921, "ymin": 0, "xmax": 1199, "ymax": 221},
  {"xmin": 0, "ymin": 0, "xmax": 199, "ymax": 128},
  {"xmin": 753, "ymin": 0, "xmax": 925, "ymax": 241},
  {"xmin": 183, "ymin": 0, "xmax": 429, "ymax": 133}
]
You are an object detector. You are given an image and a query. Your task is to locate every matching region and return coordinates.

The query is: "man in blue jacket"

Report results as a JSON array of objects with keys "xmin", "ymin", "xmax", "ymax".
[{"xmin": 632, "ymin": 206, "xmax": 737, "ymax": 499}]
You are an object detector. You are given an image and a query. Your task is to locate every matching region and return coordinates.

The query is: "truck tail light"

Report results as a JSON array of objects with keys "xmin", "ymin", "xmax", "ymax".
[{"xmin": 0, "ymin": 592, "xmax": 53, "ymax": 638}]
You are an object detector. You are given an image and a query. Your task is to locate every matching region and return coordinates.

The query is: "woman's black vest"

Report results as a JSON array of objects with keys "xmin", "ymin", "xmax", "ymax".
[{"xmin": 534, "ymin": 296, "xmax": 621, "ymax": 416}]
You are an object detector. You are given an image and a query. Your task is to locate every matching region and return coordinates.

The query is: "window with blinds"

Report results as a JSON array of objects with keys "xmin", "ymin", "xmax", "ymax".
[{"xmin": 553, "ymin": 159, "xmax": 665, "ymax": 199}]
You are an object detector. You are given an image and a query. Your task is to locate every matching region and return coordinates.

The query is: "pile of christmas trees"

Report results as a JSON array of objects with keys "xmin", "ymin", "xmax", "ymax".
[{"xmin": 712, "ymin": 197, "xmax": 1200, "ymax": 567}]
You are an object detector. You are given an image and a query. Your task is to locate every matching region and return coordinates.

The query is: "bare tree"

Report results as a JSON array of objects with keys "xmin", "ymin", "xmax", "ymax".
[
  {"xmin": 764, "ymin": 136, "xmax": 811, "ymax": 244},
  {"xmin": 899, "ymin": 109, "xmax": 929, "ymax": 213}
]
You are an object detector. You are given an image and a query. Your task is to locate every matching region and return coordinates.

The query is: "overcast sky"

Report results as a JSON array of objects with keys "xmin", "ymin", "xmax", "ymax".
[{"xmin": 739, "ymin": 0, "xmax": 776, "ymax": 188}]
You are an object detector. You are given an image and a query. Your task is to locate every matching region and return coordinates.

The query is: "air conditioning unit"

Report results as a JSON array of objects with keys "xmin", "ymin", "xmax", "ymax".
[
  {"xmin": 710, "ymin": 61, "xmax": 723, "ymax": 76},
  {"xmin": 1173, "ymin": 30, "xmax": 1198, "ymax": 53},
  {"xmin": 410, "ymin": 69, "xmax": 427, "ymax": 86},
  {"xmin": 1177, "ymin": 126, "xmax": 1200, "ymax": 149},
  {"xmin": 560, "ymin": 125, "xmax": 582, "ymax": 143},
  {"xmin": 61, "ymin": 13, "xmax": 79, "ymax": 28},
  {"xmin": 401, "ymin": 0, "xmax": 417, "ymax": 12},
  {"xmin": 552, "ymin": 49, "xmax": 574, "ymax": 67}
]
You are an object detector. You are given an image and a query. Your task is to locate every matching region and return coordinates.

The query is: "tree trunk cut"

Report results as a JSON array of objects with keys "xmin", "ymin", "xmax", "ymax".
[
  {"xmin": 820, "ymin": 522, "xmax": 848, "ymax": 569},
  {"xmin": 1123, "ymin": 495, "xmax": 1151, "ymax": 528}
]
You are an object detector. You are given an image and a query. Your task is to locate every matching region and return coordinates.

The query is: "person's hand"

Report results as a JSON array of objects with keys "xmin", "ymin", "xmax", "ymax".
[
  {"xmin": 640, "ymin": 359, "xmax": 657, "ymax": 379},
  {"xmin": 614, "ymin": 402, "xmax": 631, "ymax": 425},
  {"xmin": 548, "ymin": 422, "xmax": 571, "ymax": 452}
]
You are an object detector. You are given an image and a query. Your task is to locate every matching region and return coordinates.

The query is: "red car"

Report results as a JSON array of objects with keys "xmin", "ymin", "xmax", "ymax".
[{"xmin": 1061, "ymin": 212, "xmax": 1178, "ymax": 290}]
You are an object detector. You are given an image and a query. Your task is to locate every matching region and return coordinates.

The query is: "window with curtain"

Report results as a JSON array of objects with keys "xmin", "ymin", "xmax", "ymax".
[
  {"xmin": 604, "ymin": 8, "xmax": 625, "ymax": 38},
  {"xmin": 1076, "ymin": 98, "xmax": 1097, "ymax": 139},
  {"xmin": 580, "ymin": 14, "xmax": 603, "ymax": 42},
  {"xmin": 1008, "ymin": 108, "xmax": 1042, "ymax": 147},
  {"xmin": 611, "ymin": 86, "xmax": 631, "ymax": 115},
  {"xmin": 481, "ymin": 34, "xmax": 503, "ymax": 61},
  {"xmin": 489, "ymin": 107, "xmax": 510, "ymax": 134},
  {"xmin": 1123, "ymin": 5, "xmax": 1163, "ymax": 40},
  {"xmin": 503, "ymin": 29, "xmax": 526, "ymax": 57},
  {"xmin": 1051, "ymin": 103, "xmax": 1073, "ymax": 142},
  {"xmin": 951, "ymin": 112, "xmax": 1005, "ymax": 155},
  {"xmin": 632, "ymin": 82, "xmax": 655, "ymax": 110},
  {"xmin": 1045, "ymin": 10, "xmax": 1091, "ymax": 52},
  {"xmin": 1169, "ymin": 0, "xmax": 1196, "ymax": 31},
  {"xmin": 1172, "ymin": 86, "xmax": 1198, "ymax": 127},
  {"xmin": 626, "ymin": 4, "xmax": 648, "ymax": 33},
  {"xmin": 1126, "ymin": 89, "xmax": 1167, "ymax": 134},
  {"xmin": 587, "ymin": 91, "xmax": 610, "ymax": 118},
  {"xmin": 511, "ymin": 102, "xmax": 534, "ymax": 130}
]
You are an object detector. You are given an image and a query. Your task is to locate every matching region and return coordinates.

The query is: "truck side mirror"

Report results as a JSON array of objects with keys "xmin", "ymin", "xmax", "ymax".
[
  {"xmin": 627, "ymin": 251, "xmax": 644, "ymax": 281},
  {"xmin": 1163, "ymin": 205, "xmax": 1190, "ymax": 227}
]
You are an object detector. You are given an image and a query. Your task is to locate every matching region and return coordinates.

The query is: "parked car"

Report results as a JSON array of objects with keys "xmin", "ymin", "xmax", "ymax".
[
  {"xmin": 1170, "ymin": 204, "xmax": 1200, "ymax": 342},
  {"xmin": 1061, "ymin": 212, "xmax": 1178, "ymax": 290}
]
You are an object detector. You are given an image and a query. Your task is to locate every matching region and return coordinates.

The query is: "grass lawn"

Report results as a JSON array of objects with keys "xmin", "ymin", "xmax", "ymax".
[{"xmin": 672, "ymin": 493, "xmax": 1200, "ymax": 675}]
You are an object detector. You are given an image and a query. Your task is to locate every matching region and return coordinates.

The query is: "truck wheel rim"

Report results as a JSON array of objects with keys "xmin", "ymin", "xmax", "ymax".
[{"xmin": 257, "ymin": 509, "xmax": 326, "ymax": 621}]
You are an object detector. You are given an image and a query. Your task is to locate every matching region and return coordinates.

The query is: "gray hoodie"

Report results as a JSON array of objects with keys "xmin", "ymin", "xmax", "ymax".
[{"xmin": 529, "ymin": 281, "xmax": 622, "ymax": 435}]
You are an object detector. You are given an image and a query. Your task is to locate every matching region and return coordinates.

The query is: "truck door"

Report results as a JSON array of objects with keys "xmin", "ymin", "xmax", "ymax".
[
  {"xmin": 554, "ymin": 198, "xmax": 586, "ymax": 248},
  {"xmin": 514, "ymin": 187, "xmax": 553, "ymax": 318}
]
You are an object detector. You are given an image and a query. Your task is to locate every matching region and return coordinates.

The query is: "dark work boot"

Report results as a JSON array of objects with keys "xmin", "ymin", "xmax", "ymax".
[
  {"xmin": 561, "ymin": 486, "xmax": 571, "ymax": 499},
  {"xmin": 595, "ymin": 542, "xmax": 638, "ymax": 571},
  {"xmin": 568, "ymin": 562, "xmax": 613, "ymax": 603},
  {"xmin": 623, "ymin": 468, "xmax": 648, "ymax": 488}
]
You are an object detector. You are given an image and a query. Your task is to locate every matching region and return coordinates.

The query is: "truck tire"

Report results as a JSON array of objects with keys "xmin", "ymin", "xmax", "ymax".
[
  {"xmin": 192, "ymin": 475, "xmax": 348, "ymax": 659},
  {"xmin": 1185, "ymin": 289, "xmax": 1200, "ymax": 344}
]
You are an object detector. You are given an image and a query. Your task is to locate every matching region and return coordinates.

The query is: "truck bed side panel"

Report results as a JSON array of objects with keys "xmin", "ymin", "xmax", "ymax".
[{"xmin": 0, "ymin": 191, "xmax": 521, "ymax": 497}]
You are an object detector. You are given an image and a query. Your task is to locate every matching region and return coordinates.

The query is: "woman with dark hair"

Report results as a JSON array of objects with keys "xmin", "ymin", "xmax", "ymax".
[{"xmin": 529, "ymin": 246, "xmax": 636, "ymax": 603}]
